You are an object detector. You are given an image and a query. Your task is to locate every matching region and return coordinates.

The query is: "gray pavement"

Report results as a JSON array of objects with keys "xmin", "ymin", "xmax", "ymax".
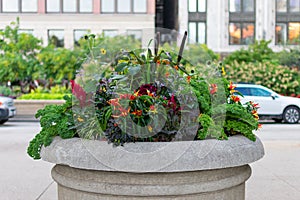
[
  {"xmin": 246, "ymin": 124, "xmax": 300, "ymax": 200},
  {"xmin": 0, "ymin": 122, "xmax": 56, "ymax": 200},
  {"xmin": 0, "ymin": 121, "xmax": 299, "ymax": 200}
]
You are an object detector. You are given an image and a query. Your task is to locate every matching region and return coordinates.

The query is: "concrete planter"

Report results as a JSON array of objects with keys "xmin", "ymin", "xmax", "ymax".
[
  {"xmin": 14, "ymin": 100, "xmax": 65, "ymax": 117},
  {"xmin": 41, "ymin": 135, "xmax": 264, "ymax": 200}
]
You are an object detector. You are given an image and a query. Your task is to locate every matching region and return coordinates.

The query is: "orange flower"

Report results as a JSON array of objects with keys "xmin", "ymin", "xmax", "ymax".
[
  {"xmin": 147, "ymin": 89, "xmax": 155, "ymax": 97},
  {"xmin": 165, "ymin": 72, "xmax": 170, "ymax": 77},
  {"xmin": 250, "ymin": 101, "xmax": 260, "ymax": 109},
  {"xmin": 187, "ymin": 76, "xmax": 191, "ymax": 83},
  {"xmin": 119, "ymin": 94, "xmax": 130, "ymax": 99},
  {"xmin": 162, "ymin": 59, "xmax": 170, "ymax": 65},
  {"xmin": 210, "ymin": 84, "xmax": 218, "ymax": 94},
  {"xmin": 258, "ymin": 124, "xmax": 262, "ymax": 129},
  {"xmin": 112, "ymin": 107, "xmax": 130, "ymax": 118},
  {"xmin": 231, "ymin": 95, "xmax": 240, "ymax": 103},
  {"xmin": 131, "ymin": 110, "xmax": 142, "ymax": 116},
  {"xmin": 134, "ymin": 90, "xmax": 140, "ymax": 97},
  {"xmin": 156, "ymin": 60, "xmax": 161, "ymax": 64},
  {"xmin": 228, "ymin": 81, "xmax": 236, "ymax": 91},
  {"xmin": 108, "ymin": 98, "xmax": 120, "ymax": 107},
  {"xmin": 252, "ymin": 110, "xmax": 259, "ymax": 120},
  {"xmin": 150, "ymin": 105, "xmax": 155, "ymax": 110},
  {"xmin": 174, "ymin": 65, "xmax": 179, "ymax": 70},
  {"xmin": 149, "ymin": 105, "xmax": 158, "ymax": 113},
  {"xmin": 129, "ymin": 95, "xmax": 136, "ymax": 100}
]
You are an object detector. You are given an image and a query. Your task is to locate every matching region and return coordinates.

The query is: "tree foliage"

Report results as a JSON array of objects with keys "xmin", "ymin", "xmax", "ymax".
[
  {"xmin": 222, "ymin": 40, "xmax": 278, "ymax": 65},
  {"xmin": 0, "ymin": 18, "xmax": 42, "ymax": 91}
]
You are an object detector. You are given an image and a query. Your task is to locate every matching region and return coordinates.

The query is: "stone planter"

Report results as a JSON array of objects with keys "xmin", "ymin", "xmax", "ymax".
[
  {"xmin": 41, "ymin": 135, "xmax": 264, "ymax": 200},
  {"xmin": 14, "ymin": 100, "xmax": 65, "ymax": 117}
]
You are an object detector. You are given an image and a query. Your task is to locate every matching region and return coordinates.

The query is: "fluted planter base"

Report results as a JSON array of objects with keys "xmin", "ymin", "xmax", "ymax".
[{"xmin": 52, "ymin": 164, "xmax": 251, "ymax": 200}]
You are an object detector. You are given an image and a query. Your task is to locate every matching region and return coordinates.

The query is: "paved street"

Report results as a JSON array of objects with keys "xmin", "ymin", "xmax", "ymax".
[{"xmin": 0, "ymin": 121, "xmax": 299, "ymax": 200}]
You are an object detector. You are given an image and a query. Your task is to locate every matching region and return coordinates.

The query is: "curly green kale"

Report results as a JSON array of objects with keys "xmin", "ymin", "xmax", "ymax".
[{"xmin": 27, "ymin": 95, "xmax": 77, "ymax": 159}]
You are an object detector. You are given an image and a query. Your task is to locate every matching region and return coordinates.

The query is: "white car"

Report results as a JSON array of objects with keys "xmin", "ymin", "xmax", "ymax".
[
  {"xmin": 0, "ymin": 96, "xmax": 16, "ymax": 124},
  {"xmin": 236, "ymin": 84, "xmax": 300, "ymax": 124}
]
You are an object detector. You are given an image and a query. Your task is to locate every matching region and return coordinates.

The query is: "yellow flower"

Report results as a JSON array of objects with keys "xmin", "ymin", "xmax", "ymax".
[
  {"xmin": 101, "ymin": 48, "xmax": 106, "ymax": 55},
  {"xmin": 222, "ymin": 67, "xmax": 226, "ymax": 76},
  {"xmin": 149, "ymin": 105, "xmax": 158, "ymax": 114},
  {"xmin": 147, "ymin": 125, "xmax": 153, "ymax": 132},
  {"xmin": 77, "ymin": 117, "xmax": 84, "ymax": 122}
]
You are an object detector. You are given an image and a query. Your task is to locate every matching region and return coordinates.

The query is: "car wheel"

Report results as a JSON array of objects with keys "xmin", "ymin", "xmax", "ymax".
[
  {"xmin": 283, "ymin": 106, "xmax": 300, "ymax": 124},
  {"xmin": 0, "ymin": 119, "xmax": 8, "ymax": 125}
]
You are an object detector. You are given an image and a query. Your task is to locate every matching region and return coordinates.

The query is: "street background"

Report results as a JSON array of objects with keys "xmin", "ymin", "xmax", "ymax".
[{"xmin": 0, "ymin": 121, "xmax": 299, "ymax": 200}]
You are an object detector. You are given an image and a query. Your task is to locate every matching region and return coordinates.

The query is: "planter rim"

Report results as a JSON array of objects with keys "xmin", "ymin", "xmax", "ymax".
[{"xmin": 41, "ymin": 135, "xmax": 264, "ymax": 173}]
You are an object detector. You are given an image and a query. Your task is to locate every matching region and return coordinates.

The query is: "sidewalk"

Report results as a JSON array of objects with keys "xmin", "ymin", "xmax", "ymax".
[
  {"xmin": 0, "ymin": 122, "xmax": 299, "ymax": 200},
  {"xmin": 247, "ymin": 141, "xmax": 300, "ymax": 200}
]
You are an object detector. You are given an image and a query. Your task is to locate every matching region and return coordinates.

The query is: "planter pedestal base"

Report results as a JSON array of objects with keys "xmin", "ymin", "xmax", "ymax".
[
  {"xmin": 52, "ymin": 164, "xmax": 251, "ymax": 200},
  {"xmin": 42, "ymin": 136, "xmax": 264, "ymax": 200}
]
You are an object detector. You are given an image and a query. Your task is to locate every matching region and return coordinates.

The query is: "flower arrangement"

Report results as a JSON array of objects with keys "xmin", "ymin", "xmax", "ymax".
[{"xmin": 27, "ymin": 33, "xmax": 261, "ymax": 160}]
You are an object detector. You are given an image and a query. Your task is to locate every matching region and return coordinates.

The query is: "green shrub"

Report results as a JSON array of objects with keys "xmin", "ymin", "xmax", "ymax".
[
  {"xmin": 18, "ymin": 85, "xmax": 71, "ymax": 100},
  {"xmin": 18, "ymin": 93, "xmax": 68, "ymax": 100},
  {"xmin": 222, "ymin": 40, "xmax": 278, "ymax": 65},
  {"xmin": 0, "ymin": 86, "xmax": 14, "ymax": 96},
  {"xmin": 161, "ymin": 43, "xmax": 220, "ymax": 65},
  {"xmin": 276, "ymin": 48, "xmax": 300, "ymax": 69},
  {"xmin": 224, "ymin": 61, "xmax": 300, "ymax": 95}
]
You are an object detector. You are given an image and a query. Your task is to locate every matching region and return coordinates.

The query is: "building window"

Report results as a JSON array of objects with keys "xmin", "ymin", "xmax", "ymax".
[
  {"xmin": 276, "ymin": 22, "xmax": 300, "ymax": 45},
  {"xmin": 2, "ymin": 0, "xmax": 19, "ymax": 12},
  {"xmin": 277, "ymin": 0, "xmax": 287, "ymax": 12},
  {"xmin": 101, "ymin": 0, "xmax": 147, "ymax": 13},
  {"xmin": 46, "ymin": 0, "xmax": 93, "ymax": 13},
  {"xmin": 103, "ymin": 30, "xmax": 118, "ymax": 37},
  {"xmin": 1, "ymin": 0, "xmax": 37, "ymax": 13},
  {"xmin": 22, "ymin": 0, "xmax": 37, "ymax": 12},
  {"xmin": 79, "ymin": 0, "xmax": 93, "ymax": 12},
  {"xmin": 276, "ymin": 0, "xmax": 300, "ymax": 12},
  {"xmin": 229, "ymin": 0, "xmax": 254, "ymax": 12},
  {"xmin": 48, "ymin": 30, "xmax": 64, "ymax": 47},
  {"xmin": 290, "ymin": 0, "xmax": 300, "ymax": 12},
  {"xmin": 74, "ymin": 29, "xmax": 89, "ymax": 46},
  {"xmin": 188, "ymin": 22, "xmax": 206, "ymax": 44},
  {"xmin": 188, "ymin": 0, "xmax": 206, "ymax": 12},
  {"xmin": 46, "ymin": 0, "xmax": 60, "ymax": 12},
  {"xmin": 127, "ymin": 30, "xmax": 142, "ymax": 41},
  {"xmin": 188, "ymin": 0, "xmax": 206, "ymax": 43},
  {"xmin": 276, "ymin": 0, "xmax": 300, "ymax": 44},
  {"xmin": 229, "ymin": 0, "xmax": 255, "ymax": 45},
  {"xmin": 133, "ymin": 0, "xmax": 147, "ymax": 12},
  {"xmin": 117, "ymin": 0, "xmax": 130, "ymax": 12},
  {"xmin": 63, "ymin": 0, "xmax": 76, "ymax": 12},
  {"xmin": 229, "ymin": 23, "xmax": 255, "ymax": 45}
]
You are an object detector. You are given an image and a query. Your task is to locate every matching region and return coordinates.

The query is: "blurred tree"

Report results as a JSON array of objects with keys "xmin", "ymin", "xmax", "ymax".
[
  {"xmin": 37, "ymin": 45, "xmax": 81, "ymax": 88},
  {"xmin": 0, "ymin": 18, "xmax": 42, "ymax": 93}
]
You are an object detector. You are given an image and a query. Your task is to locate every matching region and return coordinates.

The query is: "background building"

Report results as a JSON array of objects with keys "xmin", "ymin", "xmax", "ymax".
[
  {"xmin": 1, "ymin": 0, "xmax": 300, "ymax": 53},
  {"xmin": 0, "ymin": 0, "xmax": 155, "ymax": 48},
  {"xmin": 179, "ymin": 0, "xmax": 300, "ymax": 53}
]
